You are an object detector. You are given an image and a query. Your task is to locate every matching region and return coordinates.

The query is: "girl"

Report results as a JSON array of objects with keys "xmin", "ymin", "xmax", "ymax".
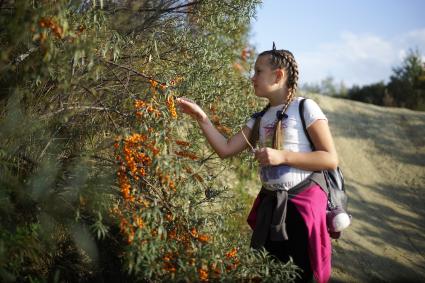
[{"xmin": 176, "ymin": 44, "xmax": 337, "ymax": 283}]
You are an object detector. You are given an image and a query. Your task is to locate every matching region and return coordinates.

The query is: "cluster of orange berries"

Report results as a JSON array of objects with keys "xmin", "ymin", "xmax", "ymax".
[
  {"xmin": 197, "ymin": 264, "xmax": 222, "ymax": 282},
  {"xmin": 225, "ymin": 247, "xmax": 238, "ymax": 259},
  {"xmin": 118, "ymin": 218, "xmax": 132, "ymax": 243},
  {"xmin": 149, "ymin": 79, "xmax": 167, "ymax": 92},
  {"xmin": 175, "ymin": 140, "xmax": 203, "ymax": 182},
  {"xmin": 115, "ymin": 133, "xmax": 159, "ymax": 200},
  {"xmin": 166, "ymin": 95, "xmax": 178, "ymax": 119},
  {"xmin": 166, "ymin": 76, "xmax": 184, "ymax": 87},
  {"xmin": 134, "ymin": 99, "xmax": 161, "ymax": 119},
  {"xmin": 133, "ymin": 95, "xmax": 176, "ymax": 120},
  {"xmin": 166, "ymin": 226, "xmax": 209, "ymax": 246},
  {"xmin": 144, "ymin": 76, "xmax": 184, "ymax": 119},
  {"xmin": 37, "ymin": 17, "xmax": 64, "ymax": 40},
  {"xmin": 148, "ymin": 76, "xmax": 184, "ymax": 94},
  {"xmin": 197, "ymin": 261, "xmax": 224, "ymax": 281},
  {"xmin": 175, "ymin": 140, "xmax": 190, "ymax": 147},
  {"xmin": 148, "ymin": 79, "xmax": 167, "ymax": 96},
  {"xmin": 162, "ymin": 252, "xmax": 177, "ymax": 273},
  {"xmin": 111, "ymin": 201, "xmax": 147, "ymax": 244},
  {"xmin": 225, "ymin": 247, "xmax": 240, "ymax": 271},
  {"xmin": 123, "ymin": 134, "xmax": 151, "ymax": 177},
  {"xmin": 156, "ymin": 169, "xmax": 176, "ymax": 191},
  {"xmin": 160, "ymin": 225, "xmax": 212, "ymax": 277},
  {"xmin": 189, "ymin": 227, "xmax": 210, "ymax": 243},
  {"xmin": 184, "ymin": 166, "xmax": 204, "ymax": 183},
  {"xmin": 175, "ymin": 150, "xmax": 198, "ymax": 160},
  {"xmin": 198, "ymin": 267, "xmax": 209, "ymax": 281},
  {"xmin": 117, "ymin": 170, "xmax": 133, "ymax": 201},
  {"xmin": 209, "ymin": 105, "xmax": 232, "ymax": 136},
  {"xmin": 118, "ymin": 214, "xmax": 144, "ymax": 244}
]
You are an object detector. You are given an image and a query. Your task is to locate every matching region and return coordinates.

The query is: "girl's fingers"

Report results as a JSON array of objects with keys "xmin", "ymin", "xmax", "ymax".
[
  {"xmin": 175, "ymin": 97, "xmax": 206, "ymax": 121},
  {"xmin": 176, "ymin": 98, "xmax": 196, "ymax": 111},
  {"xmin": 176, "ymin": 97, "xmax": 195, "ymax": 105},
  {"xmin": 254, "ymin": 148, "xmax": 270, "ymax": 166},
  {"xmin": 176, "ymin": 98, "xmax": 193, "ymax": 110},
  {"xmin": 254, "ymin": 149, "xmax": 263, "ymax": 161}
]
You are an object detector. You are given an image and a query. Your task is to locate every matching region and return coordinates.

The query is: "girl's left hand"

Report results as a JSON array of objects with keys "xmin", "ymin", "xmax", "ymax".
[{"xmin": 254, "ymin": 147, "xmax": 286, "ymax": 166}]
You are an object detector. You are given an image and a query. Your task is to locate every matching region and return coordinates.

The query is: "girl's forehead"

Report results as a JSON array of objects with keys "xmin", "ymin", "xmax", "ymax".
[{"xmin": 255, "ymin": 55, "xmax": 271, "ymax": 68}]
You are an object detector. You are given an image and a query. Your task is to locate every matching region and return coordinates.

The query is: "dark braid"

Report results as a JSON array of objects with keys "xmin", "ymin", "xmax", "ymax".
[{"xmin": 258, "ymin": 46, "xmax": 299, "ymax": 149}]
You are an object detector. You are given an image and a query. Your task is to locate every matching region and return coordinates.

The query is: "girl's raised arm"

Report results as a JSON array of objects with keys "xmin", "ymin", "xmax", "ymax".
[{"xmin": 176, "ymin": 97, "xmax": 251, "ymax": 158}]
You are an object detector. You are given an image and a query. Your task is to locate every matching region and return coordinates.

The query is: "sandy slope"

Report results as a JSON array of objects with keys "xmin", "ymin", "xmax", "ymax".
[{"xmin": 308, "ymin": 94, "xmax": 425, "ymax": 282}]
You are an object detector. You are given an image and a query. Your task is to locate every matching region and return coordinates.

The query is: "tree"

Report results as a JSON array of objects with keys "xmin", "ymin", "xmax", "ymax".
[
  {"xmin": 388, "ymin": 49, "xmax": 425, "ymax": 110},
  {"xmin": 348, "ymin": 82, "xmax": 387, "ymax": 106},
  {"xmin": 320, "ymin": 76, "xmax": 338, "ymax": 96}
]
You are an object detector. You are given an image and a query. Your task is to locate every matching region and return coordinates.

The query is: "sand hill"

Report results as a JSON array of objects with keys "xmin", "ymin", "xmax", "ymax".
[{"xmin": 307, "ymin": 94, "xmax": 425, "ymax": 282}]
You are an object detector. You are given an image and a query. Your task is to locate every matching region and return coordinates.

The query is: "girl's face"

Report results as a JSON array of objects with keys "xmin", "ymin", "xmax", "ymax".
[{"xmin": 251, "ymin": 55, "xmax": 280, "ymax": 98}]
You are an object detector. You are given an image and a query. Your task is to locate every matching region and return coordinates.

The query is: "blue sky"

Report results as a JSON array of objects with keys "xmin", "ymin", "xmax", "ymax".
[{"xmin": 249, "ymin": 0, "xmax": 425, "ymax": 87}]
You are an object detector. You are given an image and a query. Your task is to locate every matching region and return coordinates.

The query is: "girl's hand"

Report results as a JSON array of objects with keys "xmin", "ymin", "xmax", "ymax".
[
  {"xmin": 254, "ymin": 147, "xmax": 287, "ymax": 166},
  {"xmin": 176, "ymin": 97, "xmax": 207, "ymax": 122}
]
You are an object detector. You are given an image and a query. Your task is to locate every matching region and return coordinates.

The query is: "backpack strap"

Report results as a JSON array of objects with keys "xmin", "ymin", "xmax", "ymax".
[
  {"xmin": 299, "ymin": 99, "xmax": 329, "ymax": 191},
  {"xmin": 299, "ymin": 98, "xmax": 315, "ymax": 151}
]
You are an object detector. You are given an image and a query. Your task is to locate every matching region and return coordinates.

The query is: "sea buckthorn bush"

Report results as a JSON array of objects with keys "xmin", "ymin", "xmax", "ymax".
[{"xmin": 0, "ymin": 0, "xmax": 297, "ymax": 282}]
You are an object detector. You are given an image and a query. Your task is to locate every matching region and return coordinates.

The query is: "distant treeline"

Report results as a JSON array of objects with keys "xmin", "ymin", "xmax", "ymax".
[{"xmin": 302, "ymin": 49, "xmax": 425, "ymax": 111}]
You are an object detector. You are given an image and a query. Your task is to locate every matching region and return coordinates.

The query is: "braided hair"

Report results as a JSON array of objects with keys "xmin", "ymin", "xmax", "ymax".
[{"xmin": 257, "ymin": 43, "xmax": 299, "ymax": 149}]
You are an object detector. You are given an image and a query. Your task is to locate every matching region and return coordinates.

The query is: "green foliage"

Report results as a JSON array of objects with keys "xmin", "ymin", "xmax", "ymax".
[
  {"xmin": 0, "ymin": 0, "xmax": 297, "ymax": 282},
  {"xmin": 346, "ymin": 49, "xmax": 425, "ymax": 111},
  {"xmin": 347, "ymin": 82, "xmax": 387, "ymax": 106},
  {"xmin": 388, "ymin": 49, "xmax": 425, "ymax": 110},
  {"xmin": 236, "ymin": 247, "xmax": 301, "ymax": 282}
]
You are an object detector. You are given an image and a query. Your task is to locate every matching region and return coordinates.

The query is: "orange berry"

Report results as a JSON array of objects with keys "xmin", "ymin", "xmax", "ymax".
[
  {"xmin": 190, "ymin": 227, "xmax": 198, "ymax": 238},
  {"xmin": 226, "ymin": 247, "xmax": 237, "ymax": 258},
  {"xmin": 198, "ymin": 234, "xmax": 209, "ymax": 243},
  {"xmin": 175, "ymin": 140, "xmax": 190, "ymax": 147},
  {"xmin": 198, "ymin": 268, "xmax": 208, "ymax": 281},
  {"xmin": 38, "ymin": 19, "xmax": 46, "ymax": 28},
  {"xmin": 160, "ymin": 83, "xmax": 167, "ymax": 90},
  {"xmin": 149, "ymin": 79, "xmax": 158, "ymax": 88}
]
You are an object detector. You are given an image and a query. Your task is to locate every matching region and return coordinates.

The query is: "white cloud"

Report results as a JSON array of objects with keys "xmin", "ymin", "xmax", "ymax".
[{"xmin": 297, "ymin": 29, "xmax": 425, "ymax": 87}]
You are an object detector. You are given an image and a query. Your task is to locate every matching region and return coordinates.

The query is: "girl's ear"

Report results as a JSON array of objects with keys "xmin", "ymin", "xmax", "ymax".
[{"xmin": 275, "ymin": 68, "xmax": 285, "ymax": 84}]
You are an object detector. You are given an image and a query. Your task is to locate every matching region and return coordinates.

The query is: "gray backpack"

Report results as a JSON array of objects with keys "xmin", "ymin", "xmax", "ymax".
[{"xmin": 299, "ymin": 98, "xmax": 348, "ymax": 213}]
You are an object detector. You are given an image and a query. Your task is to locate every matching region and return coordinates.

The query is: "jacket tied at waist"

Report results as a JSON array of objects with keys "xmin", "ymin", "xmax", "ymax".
[{"xmin": 250, "ymin": 172, "xmax": 326, "ymax": 249}]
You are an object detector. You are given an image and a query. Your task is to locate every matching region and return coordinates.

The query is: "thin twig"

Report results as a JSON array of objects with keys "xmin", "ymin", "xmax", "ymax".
[
  {"xmin": 38, "ymin": 126, "xmax": 63, "ymax": 160},
  {"xmin": 110, "ymin": 69, "xmax": 136, "ymax": 100},
  {"xmin": 103, "ymin": 59, "xmax": 154, "ymax": 81},
  {"xmin": 241, "ymin": 129, "xmax": 255, "ymax": 152},
  {"xmin": 82, "ymin": 86, "xmax": 120, "ymax": 132},
  {"xmin": 41, "ymin": 106, "xmax": 111, "ymax": 119}
]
